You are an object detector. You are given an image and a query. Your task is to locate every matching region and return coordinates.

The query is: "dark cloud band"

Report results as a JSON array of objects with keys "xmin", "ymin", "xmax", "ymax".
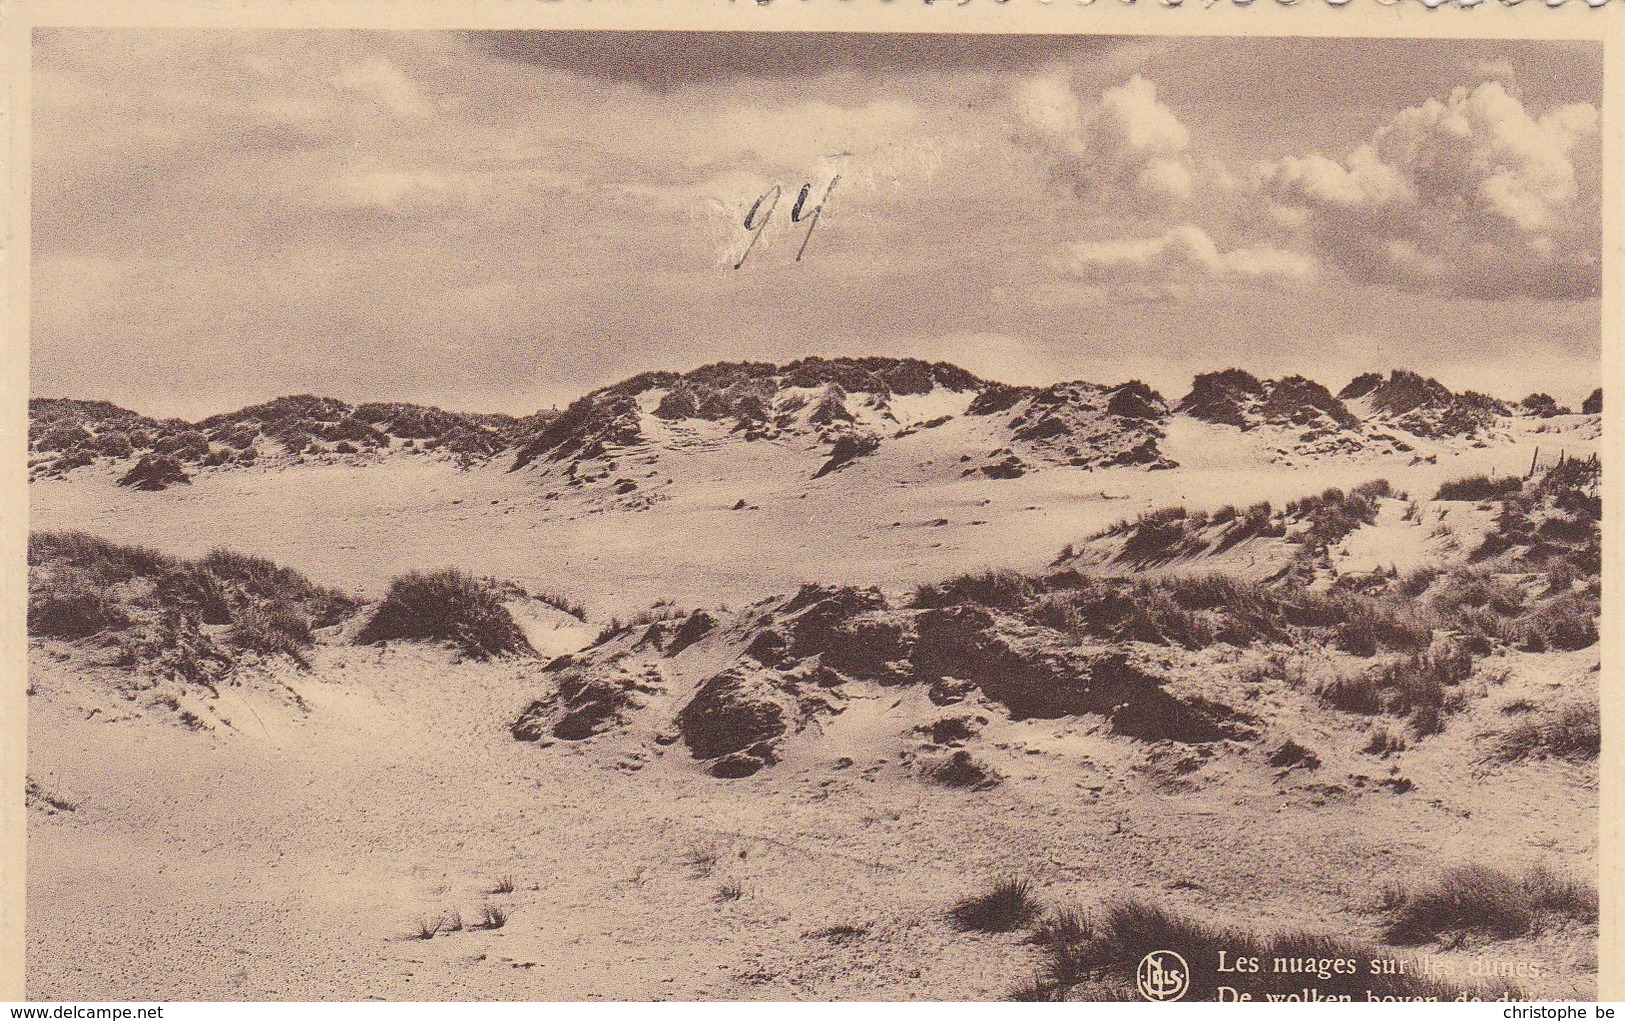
[{"xmin": 469, "ymin": 31, "xmax": 1126, "ymax": 91}]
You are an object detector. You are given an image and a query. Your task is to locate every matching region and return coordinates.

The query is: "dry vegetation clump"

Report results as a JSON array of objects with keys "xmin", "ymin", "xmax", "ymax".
[
  {"xmin": 1286, "ymin": 481, "xmax": 1393, "ymax": 553},
  {"xmin": 118, "ymin": 454, "xmax": 191, "ymax": 491},
  {"xmin": 812, "ymin": 433, "xmax": 882, "ymax": 478},
  {"xmin": 532, "ymin": 589, "xmax": 586, "ymax": 620},
  {"xmin": 1044, "ymin": 464, "xmax": 1597, "ymax": 662},
  {"xmin": 227, "ymin": 604, "xmax": 317, "ymax": 667},
  {"xmin": 1395, "ymin": 566, "xmax": 1440, "ymax": 598},
  {"xmin": 478, "ymin": 904, "xmax": 509, "ymax": 930},
  {"xmin": 1094, "ymin": 506, "xmax": 1243, "ymax": 566},
  {"xmin": 27, "ymin": 572, "xmax": 130, "ymax": 639},
  {"xmin": 1119, "ymin": 507, "xmax": 1199, "ymax": 564},
  {"xmin": 1025, "ymin": 576, "xmax": 1228, "ymax": 650},
  {"xmin": 1379, "ymin": 864, "xmax": 1597, "ymax": 945},
  {"xmin": 1014, "ymin": 898, "xmax": 1518, "ymax": 1002},
  {"xmin": 680, "ymin": 846, "xmax": 722, "ymax": 879},
  {"xmin": 1509, "ymin": 591, "xmax": 1598, "ymax": 652},
  {"xmin": 1363, "ymin": 726, "xmax": 1408, "ymax": 756},
  {"xmin": 356, "ymin": 569, "xmax": 534, "ymax": 659},
  {"xmin": 28, "ymin": 532, "xmax": 359, "ymax": 687},
  {"xmin": 28, "ymin": 395, "xmax": 558, "ymax": 481},
  {"xmin": 196, "ymin": 549, "xmax": 358, "ymax": 628},
  {"xmin": 951, "ymin": 877, "xmax": 1039, "ymax": 933},
  {"xmin": 591, "ymin": 601, "xmax": 687, "ymax": 644},
  {"xmin": 1314, "ymin": 594, "xmax": 1436, "ymax": 657},
  {"xmin": 1212, "ymin": 500, "xmax": 1279, "ymax": 553},
  {"xmin": 1312, "ymin": 643, "xmax": 1473, "ymax": 735},
  {"xmin": 156, "ymin": 565, "xmax": 233, "ymax": 625},
  {"xmin": 911, "ymin": 569, "xmax": 1035, "ymax": 610},
  {"xmin": 1435, "ymin": 475, "xmax": 1523, "ymax": 502},
  {"xmin": 714, "ymin": 881, "xmax": 747, "ymax": 903},
  {"xmin": 920, "ymin": 750, "xmax": 1002, "ymax": 790},
  {"xmin": 1429, "ymin": 570, "xmax": 1526, "ymax": 620},
  {"xmin": 1491, "ymin": 701, "xmax": 1599, "ymax": 764}
]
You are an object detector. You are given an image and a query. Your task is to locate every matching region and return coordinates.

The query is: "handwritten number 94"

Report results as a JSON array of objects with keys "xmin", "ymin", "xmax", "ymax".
[{"xmin": 734, "ymin": 176, "xmax": 840, "ymax": 270}]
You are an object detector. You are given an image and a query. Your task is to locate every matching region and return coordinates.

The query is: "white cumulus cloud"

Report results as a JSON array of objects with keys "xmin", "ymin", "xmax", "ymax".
[
  {"xmin": 1061, "ymin": 224, "xmax": 1317, "ymax": 301},
  {"xmin": 1259, "ymin": 81, "xmax": 1599, "ymax": 298},
  {"xmin": 1017, "ymin": 73, "xmax": 1197, "ymax": 205}
]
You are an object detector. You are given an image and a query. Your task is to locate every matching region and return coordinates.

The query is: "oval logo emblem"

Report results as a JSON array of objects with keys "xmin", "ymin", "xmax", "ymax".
[{"xmin": 1136, "ymin": 950, "xmax": 1191, "ymax": 1002}]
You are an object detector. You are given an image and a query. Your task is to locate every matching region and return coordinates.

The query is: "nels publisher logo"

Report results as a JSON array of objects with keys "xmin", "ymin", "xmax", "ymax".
[{"xmin": 1136, "ymin": 950, "xmax": 1190, "ymax": 1002}]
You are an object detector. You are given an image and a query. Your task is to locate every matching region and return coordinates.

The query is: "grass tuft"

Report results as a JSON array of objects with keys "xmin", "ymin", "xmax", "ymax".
[
  {"xmin": 27, "ymin": 532, "xmax": 357, "ymax": 684},
  {"xmin": 911, "ymin": 569, "xmax": 1035, "ymax": 610},
  {"xmin": 1379, "ymin": 864, "xmax": 1597, "ymax": 945},
  {"xmin": 951, "ymin": 877, "xmax": 1039, "ymax": 933},
  {"xmin": 921, "ymin": 750, "xmax": 1002, "ymax": 790},
  {"xmin": 478, "ymin": 904, "xmax": 509, "ymax": 930},
  {"xmin": 1491, "ymin": 702, "xmax": 1598, "ymax": 764},
  {"xmin": 355, "ymin": 569, "xmax": 533, "ymax": 659},
  {"xmin": 28, "ymin": 573, "xmax": 130, "ymax": 639},
  {"xmin": 1434, "ymin": 475, "xmax": 1522, "ymax": 502}
]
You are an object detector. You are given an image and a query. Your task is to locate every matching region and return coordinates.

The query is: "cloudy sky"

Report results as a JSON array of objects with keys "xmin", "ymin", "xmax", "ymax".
[{"xmin": 32, "ymin": 31, "xmax": 1603, "ymax": 418}]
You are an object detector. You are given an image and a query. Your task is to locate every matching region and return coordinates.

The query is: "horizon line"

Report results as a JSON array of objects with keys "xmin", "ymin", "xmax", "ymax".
[{"xmin": 29, "ymin": 357, "xmax": 1602, "ymax": 426}]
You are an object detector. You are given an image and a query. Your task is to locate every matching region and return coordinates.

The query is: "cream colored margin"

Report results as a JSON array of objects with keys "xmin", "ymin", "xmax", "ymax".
[{"xmin": 0, "ymin": 0, "xmax": 1618, "ymax": 1004}]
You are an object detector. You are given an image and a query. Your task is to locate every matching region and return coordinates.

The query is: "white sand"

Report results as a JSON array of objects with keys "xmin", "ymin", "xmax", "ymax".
[{"xmin": 25, "ymin": 414, "xmax": 1599, "ymax": 1000}]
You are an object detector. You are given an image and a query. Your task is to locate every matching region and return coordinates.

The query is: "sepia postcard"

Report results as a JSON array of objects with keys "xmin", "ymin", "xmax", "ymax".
[{"xmin": 2, "ymin": 0, "xmax": 1621, "ymax": 1004}]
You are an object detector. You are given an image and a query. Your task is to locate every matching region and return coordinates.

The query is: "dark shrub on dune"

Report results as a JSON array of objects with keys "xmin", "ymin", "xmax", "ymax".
[
  {"xmin": 28, "ymin": 532, "xmax": 357, "ymax": 679},
  {"xmin": 93, "ymin": 430, "xmax": 134, "ymax": 458},
  {"xmin": 153, "ymin": 430, "xmax": 211, "ymax": 462},
  {"xmin": 356, "ymin": 569, "xmax": 534, "ymax": 659},
  {"xmin": 118, "ymin": 454, "xmax": 191, "ymax": 491},
  {"xmin": 28, "ymin": 531, "xmax": 173, "ymax": 580},
  {"xmin": 229, "ymin": 603, "xmax": 317, "ymax": 666},
  {"xmin": 199, "ymin": 549, "xmax": 358, "ymax": 627},
  {"xmin": 28, "ymin": 573, "xmax": 129, "ymax": 639},
  {"xmin": 1379, "ymin": 864, "xmax": 1596, "ymax": 945},
  {"xmin": 1493, "ymin": 702, "xmax": 1599, "ymax": 764},
  {"xmin": 812, "ymin": 433, "xmax": 881, "ymax": 479},
  {"xmin": 1512, "ymin": 591, "xmax": 1599, "ymax": 651},
  {"xmin": 35, "ymin": 423, "xmax": 91, "ymax": 452},
  {"xmin": 911, "ymin": 569, "xmax": 1034, "ymax": 610},
  {"xmin": 156, "ymin": 564, "xmax": 233, "ymax": 625},
  {"xmin": 1315, "ymin": 643, "xmax": 1472, "ymax": 734},
  {"xmin": 1434, "ymin": 474, "xmax": 1521, "ymax": 502},
  {"xmin": 922, "ymin": 750, "xmax": 1002, "ymax": 790},
  {"xmin": 1520, "ymin": 393, "xmax": 1563, "ymax": 418},
  {"xmin": 952, "ymin": 877, "xmax": 1039, "ymax": 933}
]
